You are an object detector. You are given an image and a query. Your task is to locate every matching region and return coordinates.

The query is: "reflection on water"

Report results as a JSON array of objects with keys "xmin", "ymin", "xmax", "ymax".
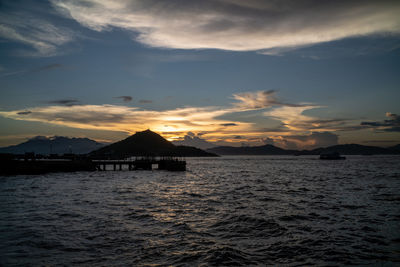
[{"xmin": 1, "ymin": 155, "xmax": 399, "ymax": 265}]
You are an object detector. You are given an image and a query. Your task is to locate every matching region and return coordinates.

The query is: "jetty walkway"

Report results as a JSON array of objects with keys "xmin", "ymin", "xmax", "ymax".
[{"xmin": 0, "ymin": 154, "xmax": 186, "ymax": 175}]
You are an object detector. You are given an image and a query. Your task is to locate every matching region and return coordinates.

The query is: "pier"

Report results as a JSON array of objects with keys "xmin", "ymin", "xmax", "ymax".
[{"xmin": 0, "ymin": 154, "xmax": 186, "ymax": 175}]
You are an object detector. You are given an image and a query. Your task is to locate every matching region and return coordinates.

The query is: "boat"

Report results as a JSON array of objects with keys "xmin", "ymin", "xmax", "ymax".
[{"xmin": 319, "ymin": 152, "xmax": 346, "ymax": 160}]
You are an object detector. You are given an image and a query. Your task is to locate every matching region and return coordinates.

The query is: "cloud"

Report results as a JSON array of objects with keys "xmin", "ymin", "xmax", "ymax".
[
  {"xmin": 0, "ymin": 104, "xmax": 253, "ymax": 141},
  {"xmin": 220, "ymin": 123, "xmax": 237, "ymax": 127},
  {"xmin": 172, "ymin": 133, "xmax": 216, "ymax": 149},
  {"xmin": 186, "ymin": 131, "xmax": 195, "ymax": 137},
  {"xmin": 51, "ymin": 0, "xmax": 400, "ymax": 53},
  {"xmin": 361, "ymin": 112, "xmax": 400, "ymax": 132},
  {"xmin": 264, "ymin": 105, "xmax": 320, "ymax": 131},
  {"xmin": 0, "ymin": 90, "xmax": 371, "ymax": 146},
  {"xmin": 233, "ymin": 90, "xmax": 277, "ymax": 110},
  {"xmin": 272, "ymin": 132, "xmax": 339, "ymax": 150},
  {"xmin": 115, "ymin": 96, "xmax": 133, "ymax": 102},
  {"xmin": 0, "ymin": 12, "xmax": 75, "ymax": 57},
  {"xmin": 16, "ymin": 111, "xmax": 32, "ymax": 115},
  {"xmin": 139, "ymin": 99, "xmax": 153, "ymax": 104},
  {"xmin": 262, "ymin": 137, "xmax": 275, "ymax": 145},
  {"xmin": 46, "ymin": 99, "xmax": 80, "ymax": 106},
  {"xmin": 232, "ymin": 90, "xmax": 304, "ymax": 110},
  {"xmin": 263, "ymin": 105, "xmax": 353, "ymax": 132}
]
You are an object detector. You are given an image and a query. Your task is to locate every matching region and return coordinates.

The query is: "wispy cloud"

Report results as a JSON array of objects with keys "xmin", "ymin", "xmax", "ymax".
[
  {"xmin": 0, "ymin": 104, "xmax": 252, "ymax": 140},
  {"xmin": 361, "ymin": 112, "xmax": 400, "ymax": 132},
  {"xmin": 263, "ymin": 105, "xmax": 355, "ymax": 133},
  {"xmin": 51, "ymin": 0, "xmax": 400, "ymax": 53},
  {"xmin": 232, "ymin": 90, "xmax": 306, "ymax": 110},
  {"xmin": 1, "ymin": 90, "xmax": 287, "ymax": 143},
  {"xmin": 0, "ymin": 90, "xmax": 376, "ymax": 146},
  {"xmin": 0, "ymin": 12, "xmax": 75, "ymax": 57},
  {"xmin": 273, "ymin": 132, "xmax": 339, "ymax": 150}
]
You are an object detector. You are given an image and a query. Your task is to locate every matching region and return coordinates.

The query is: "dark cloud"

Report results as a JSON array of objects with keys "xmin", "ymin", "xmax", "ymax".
[
  {"xmin": 260, "ymin": 126, "xmax": 289, "ymax": 132},
  {"xmin": 361, "ymin": 113, "xmax": 400, "ymax": 132},
  {"xmin": 307, "ymin": 118, "xmax": 349, "ymax": 124},
  {"xmin": 220, "ymin": 123, "xmax": 237, "ymax": 127},
  {"xmin": 115, "ymin": 96, "xmax": 133, "ymax": 102},
  {"xmin": 139, "ymin": 99, "xmax": 152, "ymax": 104},
  {"xmin": 46, "ymin": 112, "xmax": 126, "ymax": 125},
  {"xmin": 17, "ymin": 110, "xmax": 32, "ymax": 115},
  {"xmin": 234, "ymin": 136, "xmax": 242, "ymax": 139},
  {"xmin": 172, "ymin": 133, "xmax": 216, "ymax": 149},
  {"xmin": 46, "ymin": 99, "xmax": 79, "ymax": 106}
]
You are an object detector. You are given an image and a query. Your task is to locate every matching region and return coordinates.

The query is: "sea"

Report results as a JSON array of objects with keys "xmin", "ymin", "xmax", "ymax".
[{"xmin": 1, "ymin": 155, "xmax": 399, "ymax": 266}]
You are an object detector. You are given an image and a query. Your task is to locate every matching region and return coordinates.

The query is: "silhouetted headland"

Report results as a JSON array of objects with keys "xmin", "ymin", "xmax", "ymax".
[
  {"xmin": 0, "ymin": 136, "xmax": 105, "ymax": 155},
  {"xmin": 89, "ymin": 129, "xmax": 217, "ymax": 158}
]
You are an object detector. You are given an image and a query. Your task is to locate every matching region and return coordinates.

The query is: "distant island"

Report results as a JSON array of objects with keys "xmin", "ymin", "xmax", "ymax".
[
  {"xmin": 206, "ymin": 143, "xmax": 400, "ymax": 155},
  {"xmin": 0, "ymin": 136, "xmax": 105, "ymax": 155}
]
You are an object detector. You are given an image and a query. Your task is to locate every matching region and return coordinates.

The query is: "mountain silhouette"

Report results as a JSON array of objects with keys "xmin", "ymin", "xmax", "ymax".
[
  {"xmin": 0, "ymin": 136, "xmax": 105, "ymax": 155},
  {"xmin": 2, "ymin": 133, "xmax": 398, "ymax": 157},
  {"xmin": 90, "ymin": 129, "xmax": 217, "ymax": 158},
  {"xmin": 207, "ymin": 143, "xmax": 400, "ymax": 155}
]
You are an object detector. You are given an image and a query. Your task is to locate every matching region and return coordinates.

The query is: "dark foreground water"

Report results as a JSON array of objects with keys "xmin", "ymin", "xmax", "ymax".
[{"xmin": 1, "ymin": 155, "xmax": 400, "ymax": 266}]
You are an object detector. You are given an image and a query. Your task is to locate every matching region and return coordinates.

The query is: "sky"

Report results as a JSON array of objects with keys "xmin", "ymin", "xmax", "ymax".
[{"xmin": 0, "ymin": 0, "xmax": 400, "ymax": 149}]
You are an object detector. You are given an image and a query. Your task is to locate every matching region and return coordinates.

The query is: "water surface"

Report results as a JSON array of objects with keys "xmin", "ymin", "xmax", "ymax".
[{"xmin": 1, "ymin": 155, "xmax": 399, "ymax": 266}]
